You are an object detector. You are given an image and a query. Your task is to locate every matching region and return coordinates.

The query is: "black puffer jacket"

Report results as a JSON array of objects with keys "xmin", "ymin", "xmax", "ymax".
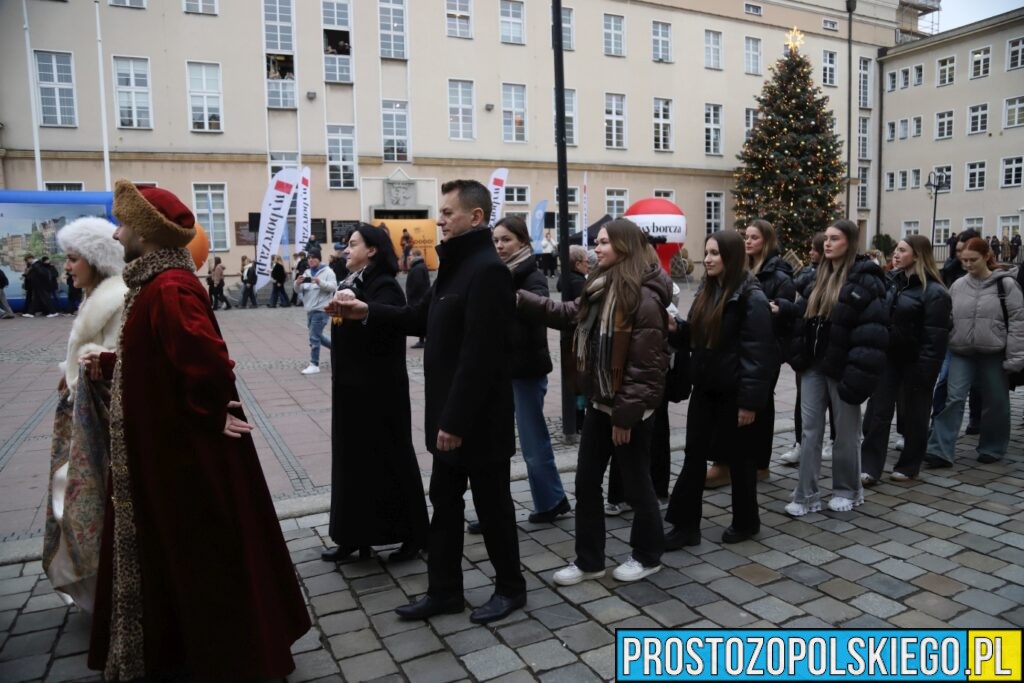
[
  {"xmin": 686, "ymin": 274, "xmax": 779, "ymax": 411},
  {"xmin": 884, "ymin": 270, "xmax": 952, "ymax": 389},
  {"xmin": 793, "ymin": 263, "xmax": 817, "ymax": 295},
  {"xmin": 509, "ymin": 257, "xmax": 553, "ymax": 379},
  {"xmin": 755, "ymin": 252, "xmax": 797, "ymax": 341},
  {"xmin": 789, "ymin": 256, "xmax": 889, "ymax": 404}
]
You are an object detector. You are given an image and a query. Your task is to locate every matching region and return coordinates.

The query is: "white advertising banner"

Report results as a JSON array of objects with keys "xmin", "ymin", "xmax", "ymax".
[
  {"xmin": 254, "ymin": 167, "xmax": 301, "ymax": 290},
  {"xmin": 487, "ymin": 168, "xmax": 509, "ymax": 227},
  {"xmin": 294, "ymin": 166, "xmax": 312, "ymax": 252}
]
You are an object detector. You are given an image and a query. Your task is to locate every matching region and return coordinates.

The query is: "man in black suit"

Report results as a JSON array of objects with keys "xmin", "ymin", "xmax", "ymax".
[{"xmin": 330, "ymin": 179, "xmax": 525, "ymax": 624}]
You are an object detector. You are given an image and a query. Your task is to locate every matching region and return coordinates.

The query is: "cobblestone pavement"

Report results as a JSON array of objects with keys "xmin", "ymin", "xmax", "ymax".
[{"xmin": 2, "ymin": 278, "xmax": 1023, "ymax": 681}]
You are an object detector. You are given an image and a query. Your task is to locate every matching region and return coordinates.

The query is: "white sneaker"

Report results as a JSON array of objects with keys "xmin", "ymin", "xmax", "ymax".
[
  {"xmin": 45, "ymin": 312, "xmax": 59, "ymax": 318},
  {"xmin": 779, "ymin": 445, "xmax": 801, "ymax": 465},
  {"xmin": 784, "ymin": 500, "xmax": 821, "ymax": 517},
  {"xmin": 860, "ymin": 473, "xmax": 877, "ymax": 486},
  {"xmin": 300, "ymin": 364, "xmax": 320, "ymax": 375},
  {"xmin": 827, "ymin": 494, "xmax": 864, "ymax": 512},
  {"xmin": 604, "ymin": 502, "xmax": 630, "ymax": 516},
  {"xmin": 553, "ymin": 563, "xmax": 605, "ymax": 586},
  {"xmin": 822, "ymin": 443, "xmax": 833, "ymax": 461},
  {"xmin": 889, "ymin": 471, "xmax": 912, "ymax": 482},
  {"xmin": 612, "ymin": 557, "xmax": 661, "ymax": 582},
  {"xmin": 21, "ymin": 313, "xmax": 34, "ymax": 318},
  {"xmin": 894, "ymin": 436, "xmax": 905, "ymax": 451}
]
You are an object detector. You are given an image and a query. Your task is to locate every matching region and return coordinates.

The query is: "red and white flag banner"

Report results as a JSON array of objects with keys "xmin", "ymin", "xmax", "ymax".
[
  {"xmin": 255, "ymin": 167, "xmax": 301, "ymax": 290},
  {"xmin": 487, "ymin": 168, "xmax": 509, "ymax": 228}
]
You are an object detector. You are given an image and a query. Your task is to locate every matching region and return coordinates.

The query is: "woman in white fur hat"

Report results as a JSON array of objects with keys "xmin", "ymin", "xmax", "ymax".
[{"xmin": 43, "ymin": 216, "xmax": 127, "ymax": 612}]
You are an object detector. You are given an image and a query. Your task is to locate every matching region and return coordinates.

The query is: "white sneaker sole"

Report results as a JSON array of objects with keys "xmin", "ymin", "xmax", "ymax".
[
  {"xmin": 827, "ymin": 496, "xmax": 864, "ymax": 512},
  {"xmin": 553, "ymin": 569, "xmax": 605, "ymax": 586},
  {"xmin": 613, "ymin": 564, "xmax": 661, "ymax": 582},
  {"xmin": 784, "ymin": 501, "xmax": 822, "ymax": 517}
]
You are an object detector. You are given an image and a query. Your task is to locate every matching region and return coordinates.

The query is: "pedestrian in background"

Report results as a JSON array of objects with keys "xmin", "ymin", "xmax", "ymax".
[
  {"xmin": 0, "ymin": 268, "xmax": 15, "ymax": 319},
  {"xmin": 298, "ymin": 250, "xmax": 337, "ymax": 375},
  {"xmin": 238, "ymin": 256, "xmax": 258, "ymax": 308},
  {"xmin": 270, "ymin": 255, "xmax": 290, "ymax": 307},
  {"xmin": 405, "ymin": 248, "xmax": 430, "ymax": 349},
  {"xmin": 208, "ymin": 256, "xmax": 231, "ymax": 310}
]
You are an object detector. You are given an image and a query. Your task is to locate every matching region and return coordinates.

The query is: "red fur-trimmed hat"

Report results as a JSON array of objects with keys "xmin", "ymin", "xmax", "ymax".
[{"xmin": 112, "ymin": 178, "xmax": 196, "ymax": 248}]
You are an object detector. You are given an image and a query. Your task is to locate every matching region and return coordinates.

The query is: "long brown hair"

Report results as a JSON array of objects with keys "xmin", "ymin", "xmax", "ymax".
[
  {"xmin": 806, "ymin": 219, "xmax": 860, "ymax": 318},
  {"xmin": 901, "ymin": 235, "xmax": 943, "ymax": 289},
  {"xmin": 575, "ymin": 219, "xmax": 657, "ymax": 323},
  {"xmin": 690, "ymin": 230, "xmax": 748, "ymax": 349},
  {"xmin": 746, "ymin": 219, "xmax": 778, "ymax": 274}
]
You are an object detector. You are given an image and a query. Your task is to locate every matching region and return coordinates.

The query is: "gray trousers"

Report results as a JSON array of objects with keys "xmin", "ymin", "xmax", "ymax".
[
  {"xmin": 0, "ymin": 290, "xmax": 14, "ymax": 317},
  {"xmin": 793, "ymin": 367, "xmax": 864, "ymax": 506}
]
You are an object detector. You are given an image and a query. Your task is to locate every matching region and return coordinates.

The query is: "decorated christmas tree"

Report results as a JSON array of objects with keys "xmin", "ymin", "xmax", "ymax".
[{"xmin": 733, "ymin": 28, "xmax": 845, "ymax": 256}]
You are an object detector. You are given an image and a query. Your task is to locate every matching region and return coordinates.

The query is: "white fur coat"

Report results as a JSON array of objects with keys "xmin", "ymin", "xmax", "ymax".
[{"xmin": 60, "ymin": 275, "xmax": 128, "ymax": 397}]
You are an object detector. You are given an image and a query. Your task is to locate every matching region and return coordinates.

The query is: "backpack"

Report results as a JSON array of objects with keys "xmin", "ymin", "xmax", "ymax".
[
  {"xmin": 995, "ymin": 276, "xmax": 1024, "ymax": 389},
  {"xmin": 244, "ymin": 264, "xmax": 257, "ymax": 285}
]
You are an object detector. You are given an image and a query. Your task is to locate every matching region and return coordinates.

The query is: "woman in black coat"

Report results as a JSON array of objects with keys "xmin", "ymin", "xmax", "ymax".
[
  {"xmin": 860, "ymin": 236, "xmax": 950, "ymax": 483},
  {"xmin": 665, "ymin": 230, "xmax": 778, "ymax": 548},
  {"xmin": 405, "ymin": 249, "xmax": 431, "ymax": 348},
  {"xmin": 322, "ymin": 224, "xmax": 429, "ymax": 563}
]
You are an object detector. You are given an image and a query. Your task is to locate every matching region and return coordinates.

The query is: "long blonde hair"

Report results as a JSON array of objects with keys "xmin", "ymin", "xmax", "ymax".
[
  {"xmin": 806, "ymin": 220, "xmax": 860, "ymax": 319},
  {"xmin": 575, "ymin": 219, "xmax": 657, "ymax": 323},
  {"xmin": 746, "ymin": 219, "xmax": 778, "ymax": 274},
  {"xmin": 901, "ymin": 235, "xmax": 943, "ymax": 290}
]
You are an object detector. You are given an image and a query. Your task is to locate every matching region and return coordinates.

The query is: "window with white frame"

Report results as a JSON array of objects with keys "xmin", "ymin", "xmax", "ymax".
[
  {"xmin": 857, "ymin": 117, "xmax": 869, "ymax": 159},
  {"xmin": 561, "ymin": 7, "xmax": 573, "ymax": 50},
  {"xmin": 900, "ymin": 67, "xmax": 909, "ymax": 89},
  {"xmin": 193, "ymin": 183, "xmax": 228, "ymax": 250},
  {"xmin": 911, "ymin": 169, "xmax": 921, "ymax": 188},
  {"xmin": 1006, "ymin": 96, "xmax": 1024, "ymax": 128},
  {"xmin": 913, "ymin": 64, "xmax": 923, "ymax": 85},
  {"xmin": 966, "ymin": 161, "xmax": 986, "ymax": 191},
  {"xmin": 744, "ymin": 37, "xmax": 761, "ymax": 75},
  {"xmin": 653, "ymin": 97, "xmax": 672, "ymax": 151},
  {"xmin": 936, "ymin": 111, "xmax": 953, "ymax": 139},
  {"xmin": 504, "ymin": 211, "xmax": 528, "ymax": 222},
  {"xmin": 934, "ymin": 165, "xmax": 952, "ymax": 192},
  {"xmin": 934, "ymin": 219, "xmax": 951, "ymax": 242},
  {"xmin": 745, "ymin": 108, "xmax": 758, "ymax": 141},
  {"xmin": 963, "ymin": 216, "xmax": 984, "ymax": 234},
  {"xmin": 45, "ymin": 182, "xmax": 84, "ymax": 192},
  {"xmin": 1002, "ymin": 156, "xmax": 1023, "ymax": 187},
  {"xmin": 554, "ymin": 212, "xmax": 579, "ymax": 233},
  {"xmin": 605, "ymin": 93, "xmax": 625, "ymax": 149},
  {"xmin": 269, "ymin": 151, "xmax": 298, "ymax": 177},
  {"xmin": 652, "ymin": 21, "xmax": 671, "ymax": 62},
  {"xmin": 264, "ymin": 0, "xmax": 293, "ymax": 52},
  {"xmin": 326, "ymin": 124, "xmax": 356, "ymax": 189},
  {"xmin": 501, "ymin": 83, "xmax": 526, "ymax": 142},
  {"xmin": 886, "ymin": 121, "xmax": 895, "ymax": 141},
  {"xmin": 379, "ymin": 0, "xmax": 407, "ymax": 58},
  {"xmin": 267, "ymin": 79, "xmax": 296, "ymax": 109},
  {"xmin": 606, "ymin": 189, "xmax": 627, "ymax": 218},
  {"xmin": 448, "ymin": 80, "xmax": 474, "ymax": 139},
  {"xmin": 704, "ymin": 30, "xmax": 722, "ymax": 69},
  {"xmin": 446, "ymin": 0, "xmax": 471, "ymax": 39},
  {"xmin": 937, "ymin": 56, "xmax": 954, "ymax": 86},
  {"xmin": 184, "ymin": 0, "xmax": 217, "ymax": 14},
  {"xmin": 1001, "ymin": 215, "xmax": 1022, "ymax": 239},
  {"xmin": 654, "ymin": 188, "xmax": 675, "ymax": 201},
  {"xmin": 858, "ymin": 57, "xmax": 871, "ymax": 108},
  {"xmin": 822, "ymin": 50, "xmax": 837, "ymax": 86},
  {"xmin": 604, "ymin": 14, "xmax": 624, "ymax": 56},
  {"xmin": 555, "ymin": 186, "xmax": 579, "ymax": 204},
  {"xmin": 1009, "ymin": 38, "xmax": 1024, "ymax": 71},
  {"xmin": 968, "ymin": 104, "xmax": 988, "ymax": 134},
  {"xmin": 557, "ymin": 88, "xmax": 577, "ymax": 146},
  {"xmin": 705, "ymin": 103, "xmax": 722, "ymax": 155},
  {"xmin": 499, "ymin": 0, "xmax": 524, "ymax": 44},
  {"xmin": 705, "ymin": 192, "xmax": 723, "ymax": 235},
  {"xmin": 504, "ymin": 185, "xmax": 529, "ymax": 204},
  {"xmin": 323, "ymin": 1, "xmax": 349, "ymax": 27},
  {"xmin": 823, "ymin": 18, "xmax": 838, "ymax": 31},
  {"xmin": 111, "ymin": 0, "xmax": 145, "ymax": 7},
  {"xmin": 912, "ymin": 116, "xmax": 922, "ymax": 137},
  {"xmin": 113, "ymin": 57, "xmax": 151, "ymax": 129},
  {"xmin": 857, "ymin": 167, "xmax": 869, "ymax": 209},
  {"xmin": 886, "ymin": 71, "xmax": 896, "ymax": 91},
  {"xmin": 899, "ymin": 118, "xmax": 908, "ymax": 139},
  {"xmin": 187, "ymin": 61, "xmax": 221, "ymax": 131},
  {"xmin": 971, "ymin": 47, "xmax": 990, "ymax": 78},
  {"xmin": 382, "ymin": 99, "xmax": 409, "ymax": 161},
  {"xmin": 744, "ymin": 3, "xmax": 762, "ymax": 16},
  {"xmin": 35, "ymin": 51, "xmax": 76, "ymax": 127},
  {"xmin": 898, "ymin": 170, "xmax": 908, "ymax": 190},
  {"xmin": 323, "ymin": 2, "xmax": 351, "ymax": 82},
  {"xmin": 901, "ymin": 221, "xmax": 920, "ymax": 237},
  {"xmin": 324, "ymin": 52, "xmax": 351, "ymax": 83},
  {"xmin": 885, "ymin": 171, "xmax": 895, "ymax": 191}
]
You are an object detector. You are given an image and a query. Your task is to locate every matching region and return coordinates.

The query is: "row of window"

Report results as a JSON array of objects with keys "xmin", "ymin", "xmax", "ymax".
[
  {"xmin": 883, "ymin": 98, "xmax": 1024, "ymax": 143},
  {"xmin": 885, "ymin": 38, "xmax": 1024, "ymax": 92},
  {"xmin": 883, "ymin": 157, "xmax": 1024, "ymax": 193},
  {"xmin": 900, "ymin": 216, "xmax": 1022, "ymax": 242}
]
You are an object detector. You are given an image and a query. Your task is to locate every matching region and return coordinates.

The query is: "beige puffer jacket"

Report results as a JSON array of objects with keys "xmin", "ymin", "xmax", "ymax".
[{"xmin": 948, "ymin": 270, "xmax": 1024, "ymax": 372}]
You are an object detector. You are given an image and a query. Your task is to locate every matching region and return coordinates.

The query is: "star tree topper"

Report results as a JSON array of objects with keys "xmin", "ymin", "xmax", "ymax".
[{"xmin": 785, "ymin": 27, "xmax": 805, "ymax": 54}]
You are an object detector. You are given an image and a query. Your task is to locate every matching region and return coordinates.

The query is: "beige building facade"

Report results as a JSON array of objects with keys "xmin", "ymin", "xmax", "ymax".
[
  {"xmin": 1, "ymin": 0, "xmax": 925, "ymax": 269},
  {"xmin": 877, "ymin": 8, "xmax": 1024, "ymax": 250}
]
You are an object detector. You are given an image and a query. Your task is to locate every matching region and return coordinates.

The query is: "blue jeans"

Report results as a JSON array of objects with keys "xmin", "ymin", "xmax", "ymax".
[
  {"xmin": 927, "ymin": 352, "xmax": 1009, "ymax": 462},
  {"xmin": 307, "ymin": 310, "xmax": 331, "ymax": 365},
  {"xmin": 932, "ymin": 349, "xmax": 981, "ymax": 421},
  {"xmin": 512, "ymin": 377, "xmax": 565, "ymax": 513}
]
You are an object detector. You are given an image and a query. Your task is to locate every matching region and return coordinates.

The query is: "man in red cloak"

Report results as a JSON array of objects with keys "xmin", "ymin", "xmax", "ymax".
[{"xmin": 84, "ymin": 179, "xmax": 310, "ymax": 681}]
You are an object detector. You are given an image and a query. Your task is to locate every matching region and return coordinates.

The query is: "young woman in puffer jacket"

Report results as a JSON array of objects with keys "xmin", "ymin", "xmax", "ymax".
[
  {"xmin": 926, "ymin": 237, "xmax": 1024, "ymax": 465},
  {"xmin": 517, "ymin": 219, "xmax": 671, "ymax": 586},
  {"xmin": 664, "ymin": 230, "xmax": 778, "ymax": 548},
  {"xmin": 786, "ymin": 220, "xmax": 889, "ymax": 516},
  {"xmin": 860, "ymin": 235, "xmax": 951, "ymax": 484}
]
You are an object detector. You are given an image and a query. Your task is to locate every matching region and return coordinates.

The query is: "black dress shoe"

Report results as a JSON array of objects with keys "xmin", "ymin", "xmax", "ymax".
[
  {"xmin": 388, "ymin": 542, "xmax": 421, "ymax": 563},
  {"xmin": 977, "ymin": 453, "xmax": 1000, "ymax": 464},
  {"xmin": 721, "ymin": 525, "xmax": 760, "ymax": 544},
  {"xmin": 466, "ymin": 520, "xmax": 482, "ymax": 534},
  {"xmin": 923, "ymin": 455, "xmax": 953, "ymax": 469},
  {"xmin": 321, "ymin": 546, "xmax": 371, "ymax": 563},
  {"xmin": 469, "ymin": 593, "xmax": 526, "ymax": 624},
  {"xmin": 528, "ymin": 496, "xmax": 572, "ymax": 524},
  {"xmin": 964, "ymin": 423, "xmax": 981, "ymax": 435},
  {"xmin": 395, "ymin": 594, "xmax": 464, "ymax": 621},
  {"xmin": 664, "ymin": 527, "xmax": 701, "ymax": 550}
]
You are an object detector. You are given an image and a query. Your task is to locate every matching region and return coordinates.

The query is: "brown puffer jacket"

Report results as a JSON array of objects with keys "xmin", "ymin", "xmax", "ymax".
[{"xmin": 518, "ymin": 264, "xmax": 671, "ymax": 428}]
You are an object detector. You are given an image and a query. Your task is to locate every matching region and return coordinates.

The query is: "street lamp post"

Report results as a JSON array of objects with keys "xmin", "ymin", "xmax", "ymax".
[{"xmin": 925, "ymin": 170, "xmax": 949, "ymax": 245}]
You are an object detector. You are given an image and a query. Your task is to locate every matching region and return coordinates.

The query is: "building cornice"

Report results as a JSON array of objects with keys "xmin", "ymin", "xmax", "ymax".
[
  {"xmin": 878, "ymin": 8, "xmax": 1024, "ymax": 61},
  {"xmin": 364, "ymin": 156, "xmax": 736, "ymax": 178}
]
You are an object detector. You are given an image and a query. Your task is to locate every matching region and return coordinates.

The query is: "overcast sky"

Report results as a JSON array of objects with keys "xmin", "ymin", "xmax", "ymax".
[{"xmin": 938, "ymin": 0, "xmax": 1022, "ymax": 30}]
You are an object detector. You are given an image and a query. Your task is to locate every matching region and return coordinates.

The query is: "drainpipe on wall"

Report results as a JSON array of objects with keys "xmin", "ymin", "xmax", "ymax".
[
  {"xmin": 94, "ymin": 0, "xmax": 112, "ymax": 191},
  {"xmin": 21, "ymin": 0, "xmax": 43, "ymax": 190},
  {"xmin": 875, "ymin": 47, "xmax": 887, "ymax": 247},
  {"xmin": 846, "ymin": 0, "xmax": 857, "ymax": 221}
]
